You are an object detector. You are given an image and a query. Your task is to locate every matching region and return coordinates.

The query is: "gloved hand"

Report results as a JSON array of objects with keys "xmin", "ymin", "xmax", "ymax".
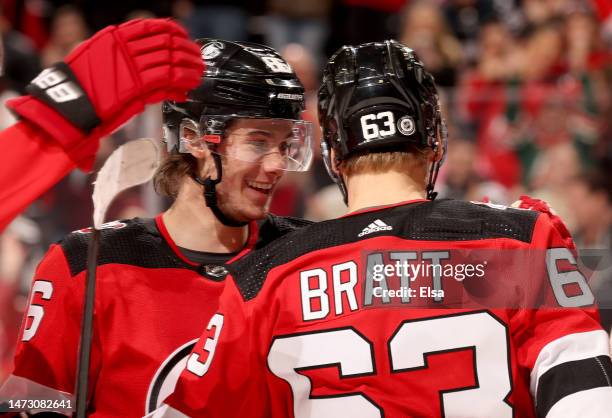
[
  {"xmin": 511, "ymin": 195, "xmax": 576, "ymax": 250},
  {"xmin": 7, "ymin": 18, "xmax": 203, "ymax": 170}
]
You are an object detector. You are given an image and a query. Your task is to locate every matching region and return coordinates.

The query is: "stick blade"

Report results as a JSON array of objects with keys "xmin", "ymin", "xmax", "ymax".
[{"xmin": 92, "ymin": 138, "xmax": 160, "ymax": 229}]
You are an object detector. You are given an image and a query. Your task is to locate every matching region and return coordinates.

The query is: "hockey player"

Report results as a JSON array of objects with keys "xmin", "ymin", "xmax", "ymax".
[
  {"xmin": 1, "ymin": 40, "xmax": 313, "ymax": 416},
  {"xmin": 0, "ymin": 18, "xmax": 203, "ymax": 232},
  {"xmin": 157, "ymin": 40, "xmax": 612, "ymax": 417}
]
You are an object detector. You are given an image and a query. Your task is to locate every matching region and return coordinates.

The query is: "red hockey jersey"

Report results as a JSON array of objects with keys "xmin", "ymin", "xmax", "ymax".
[
  {"xmin": 0, "ymin": 121, "xmax": 77, "ymax": 233},
  {"xmin": 161, "ymin": 199, "xmax": 612, "ymax": 418},
  {"xmin": 0, "ymin": 214, "xmax": 310, "ymax": 417}
]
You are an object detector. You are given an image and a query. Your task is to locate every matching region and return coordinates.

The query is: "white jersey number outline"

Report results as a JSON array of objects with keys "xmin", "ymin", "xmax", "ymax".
[
  {"xmin": 268, "ymin": 311, "xmax": 512, "ymax": 417},
  {"xmin": 186, "ymin": 313, "xmax": 224, "ymax": 377},
  {"xmin": 22, "ymin": 280, "xmax": 53, "ymax": 341}
]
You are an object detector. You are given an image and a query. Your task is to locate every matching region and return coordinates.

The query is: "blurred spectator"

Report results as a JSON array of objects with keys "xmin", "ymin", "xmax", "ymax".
[
  {"xmin": 476, "ymin": 20, "xmax": 521, "ymax": 81},
  {"xmin": 565, "ymin": 168, "xmax": 612, "ymax": 333},
  {"xmin": 0, "ymin": 78, "xmax": 18, "ymax": 130},
  {"xmin": 523, "ymin": 142, "xmax": 582, "ymax": 227},
  {"xmin": 443, "ymin": 0, "xmax": 501, "ymax": 62},
  {"xmin": 399, "ymin": 0, "xmax": 463, "ymax": 87},
  {"xmin": 281, "ymin": 43, "xmax": 319, "ymax": 95},
  {"xmin": 437, "ymin": 137, "xmax": 510, "ymax": 203},
  {"xmin": 281, "ymin": 43, "xmax": 332, "ymax": 191},
  {"xmin": 592, "ymin": 0, "xmax": 612, "ymax": 43},
  {"xmin": 41, "ymin": 5, "xmax": 89, "ymax": 67},
  {"xmin": 1, "ymin": 0, "xmax": 49, "ymax": 50},
  {"xmin": 565, "ymin": 169, "xmax": 611, "ymax": 249},
  {"xmin": 262, "ymin": 0, "xmax": 331, "ymax": 65},
  {"xmin": 326, "ymin": 0, "xmax": 404, "ymax": 55},
  {"xmin": 438, "ymin": 138, "xmax": 481, "ymax": 200},
  {"xmin": 519, "ymin": 21, "xmax": 565, "ymax": 82},
  {"xmin": 0, "ymin": 5, "xmax": 41, "ymax": 93},
  {"xmin": 268, "ymin": 44, "xmax": 323, "ymax": 218},
  {"xmin": 305, "ymin": 184, "xmax": 346, "ymax": 221},
  {"xmin": 174, "ymin": 0, "xmax": 249, "ymax": 41},
  {"xmin": 521, "ymin": 0, "xmax": 587, "ymax": 28}
]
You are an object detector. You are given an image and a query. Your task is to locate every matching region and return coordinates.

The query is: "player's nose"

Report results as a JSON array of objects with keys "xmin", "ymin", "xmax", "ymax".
[{"xmin": 260, "ymin": 152, "xmax": 287, "ymax": 174}]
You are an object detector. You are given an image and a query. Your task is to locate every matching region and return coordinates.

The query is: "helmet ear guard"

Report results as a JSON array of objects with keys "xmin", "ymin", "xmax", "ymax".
[{"xmin": 318, "ymin": 39, "xmax": 448, "ymax": 202}]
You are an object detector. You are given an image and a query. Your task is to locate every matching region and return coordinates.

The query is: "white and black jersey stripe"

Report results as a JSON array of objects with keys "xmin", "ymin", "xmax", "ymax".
[{"xmin": 531, "ymin": 330, "xmax": 612, "ymax": 417}]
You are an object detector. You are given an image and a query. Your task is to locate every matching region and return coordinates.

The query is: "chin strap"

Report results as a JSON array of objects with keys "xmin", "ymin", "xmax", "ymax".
[
  {"xmin": 192, "ymin": 153, "xmax": 248, "ymax": 227},
  {"xmin": 426, "ymin": 159, "xmax": 441, "ymax": 200},
  {"xmin": 338, "ymin": 175, "xmax": 349, "ymax": 205}
]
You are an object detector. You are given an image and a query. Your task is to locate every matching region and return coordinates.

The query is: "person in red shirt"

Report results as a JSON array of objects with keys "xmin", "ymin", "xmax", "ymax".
[
  {"xmin": 0, "ymin": 40, "xmax": 313, "ymax": 417},
  {"xmin": 0, "ymin": 18, "xmax": 204, "ymax": 233},
  {"xmin": 158, "ymin": 40, "xmax": 611, "ymax": 418}
]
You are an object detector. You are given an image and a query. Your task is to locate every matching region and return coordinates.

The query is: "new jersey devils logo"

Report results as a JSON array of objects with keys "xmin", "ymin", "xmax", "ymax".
[
  {"xmin": 201, "ymin": 41, "xmax": 224, "ymax": 62},
  {"xmin": 145, "ymin": 339, "xmax": 198, "ymax": 413}
]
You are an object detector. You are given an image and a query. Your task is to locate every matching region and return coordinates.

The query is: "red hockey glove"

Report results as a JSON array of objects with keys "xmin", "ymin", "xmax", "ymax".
[
  {"xmin": 511, "ymin": 195, "xmax": 576, "ymax": 250},
  {"xmin": 7, "ymin": 18, "xmax": 203, "ymax": 170}
]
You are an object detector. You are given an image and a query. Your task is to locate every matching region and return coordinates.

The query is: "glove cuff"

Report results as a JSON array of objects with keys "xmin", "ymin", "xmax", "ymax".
[
  {"xmin": 7, "ymin": 96, "xmax": 100, "ymax": 171},
  {"xmin": 25, "ymin": 62, "xmax": 101, "ymax": 133}
]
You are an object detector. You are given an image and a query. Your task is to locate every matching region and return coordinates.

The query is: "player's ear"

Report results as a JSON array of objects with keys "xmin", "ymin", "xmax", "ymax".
[
  {"xmin": 330, "ymin": 148, "xmax": 343, "ymax": 177},
  {"xmin": 182, "ymin": 125, "xmax": 210, "ymax": 159}
]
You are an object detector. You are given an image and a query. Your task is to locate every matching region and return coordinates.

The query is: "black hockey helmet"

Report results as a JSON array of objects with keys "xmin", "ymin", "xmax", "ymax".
[
  {"xmin": 161, "ymin": 39, "xmax": 313, "ymax": 226},
  {"xmin": 163, "ymin": 39, "xmax": 308, "ymax": 152},
  {"xmin": 318, "ymin": 39, "xmax": 447, "ymax": 201}
]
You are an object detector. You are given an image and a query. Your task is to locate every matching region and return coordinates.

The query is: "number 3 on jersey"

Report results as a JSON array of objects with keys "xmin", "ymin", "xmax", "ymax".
[
  {"xmin": 187, "ymin": 313, "xmax": 224, "ymax": 377},
  {"xmin": 268, "ymin": 311, "xmax": 512, "ymax": 418}
]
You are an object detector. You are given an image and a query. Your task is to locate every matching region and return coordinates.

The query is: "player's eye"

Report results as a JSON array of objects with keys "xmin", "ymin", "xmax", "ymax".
[
  {"xmin": 279, "ymin": 141, "xmax": 299, "ymax": 157},
  {"xmin": 247, "ymin": 138, "xmax": 268, "ymax": 152}
]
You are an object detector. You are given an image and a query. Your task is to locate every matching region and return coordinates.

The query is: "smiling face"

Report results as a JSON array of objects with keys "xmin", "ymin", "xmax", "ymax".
[{"xmin": 211, "ymin": 118, "xmax": 295, "ymax": 222}]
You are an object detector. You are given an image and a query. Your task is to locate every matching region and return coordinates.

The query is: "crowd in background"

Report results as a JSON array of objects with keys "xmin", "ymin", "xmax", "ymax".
[{"xmin": 0, "ymin": 0, "xmax": 611, "ymax": 380}]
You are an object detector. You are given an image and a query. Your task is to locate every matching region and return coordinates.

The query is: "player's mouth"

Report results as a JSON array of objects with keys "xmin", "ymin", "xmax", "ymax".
[
  {"xmin": 245, "ymin": 180, "xmax": 276, "ymax": 204},
  {"xmin": 247, "ymin": 180, "xmax": 274, "ymax": 194}
]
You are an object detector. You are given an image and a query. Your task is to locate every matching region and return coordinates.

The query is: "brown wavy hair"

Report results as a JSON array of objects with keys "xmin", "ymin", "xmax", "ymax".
[{"xmin": 153, "ymin": 151, "xmax": 199, "ymax": 199}]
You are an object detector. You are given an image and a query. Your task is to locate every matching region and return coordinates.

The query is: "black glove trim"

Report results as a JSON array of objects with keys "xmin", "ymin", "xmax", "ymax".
[{"xmin": 26, "ymin": 62, "xmax": 101, "ymax": 133}]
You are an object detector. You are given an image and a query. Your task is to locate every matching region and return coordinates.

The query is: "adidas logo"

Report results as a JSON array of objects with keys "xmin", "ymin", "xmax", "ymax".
[{"xmin": 358, "ymin": 219, "xmax": 393, "ymax": 237}]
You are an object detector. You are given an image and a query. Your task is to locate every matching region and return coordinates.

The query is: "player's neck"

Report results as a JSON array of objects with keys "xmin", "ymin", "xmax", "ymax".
[
  {"xmin": 345, "ymin": 171, "xmax": 427, "ymax": 213},
  {"xmin": 161, "ymin": 179, "xmax": 248, "ymax": 253}
]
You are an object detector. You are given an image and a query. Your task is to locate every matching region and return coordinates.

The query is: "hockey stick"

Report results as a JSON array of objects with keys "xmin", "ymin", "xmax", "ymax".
[{"xmin": 74, "ymin": 138, "xmax": 160, "ymax": 418}]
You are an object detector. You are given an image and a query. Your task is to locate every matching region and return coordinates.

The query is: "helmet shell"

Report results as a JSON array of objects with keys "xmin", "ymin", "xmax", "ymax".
[
  {"xmin": 318, "ymin": 40, "xmax": 444, "ymax": 160},
  {"xmin": 163, "ymin": 39, "xmax": 306, "ymax": 152}
]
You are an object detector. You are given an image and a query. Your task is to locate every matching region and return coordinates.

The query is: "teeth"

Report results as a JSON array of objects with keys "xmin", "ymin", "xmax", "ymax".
[{"xmin": 247, "ymin": 181, "xmax": 273, "ymax": 190}]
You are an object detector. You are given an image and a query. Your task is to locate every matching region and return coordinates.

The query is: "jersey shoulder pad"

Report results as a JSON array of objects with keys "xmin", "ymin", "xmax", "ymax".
[
  {"xmin": 59, "ymin": 218, "xmax": 171, "ymax": 276},
  {"xmin": 230, "ymin": 219, "xmax": 335, "ymax": 300},
  {"xmin": 415, "ymin": 199, "xmax": 540, "ymax": 243},
  {"xmin": 255, "ymin": 214, "xmax": 314, "ymax": 249},
  {"xmin": 230, "ymin": 200, "xmax": 540, "ymax": 301}
]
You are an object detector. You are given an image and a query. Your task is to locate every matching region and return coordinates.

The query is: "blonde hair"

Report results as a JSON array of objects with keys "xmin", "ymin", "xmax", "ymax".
[{"xmin": 340, "ymin": 147, "xmax": 429, "ymax": 178}]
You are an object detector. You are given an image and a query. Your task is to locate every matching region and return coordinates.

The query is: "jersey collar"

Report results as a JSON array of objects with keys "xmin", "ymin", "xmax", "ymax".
[
  {"xmin": 341, "ymin": 198, "xmax": 429, "ymax": 219},
  {"xmin": 154, "ymin": 215, "xmax": 258, "ymax": 266}
]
